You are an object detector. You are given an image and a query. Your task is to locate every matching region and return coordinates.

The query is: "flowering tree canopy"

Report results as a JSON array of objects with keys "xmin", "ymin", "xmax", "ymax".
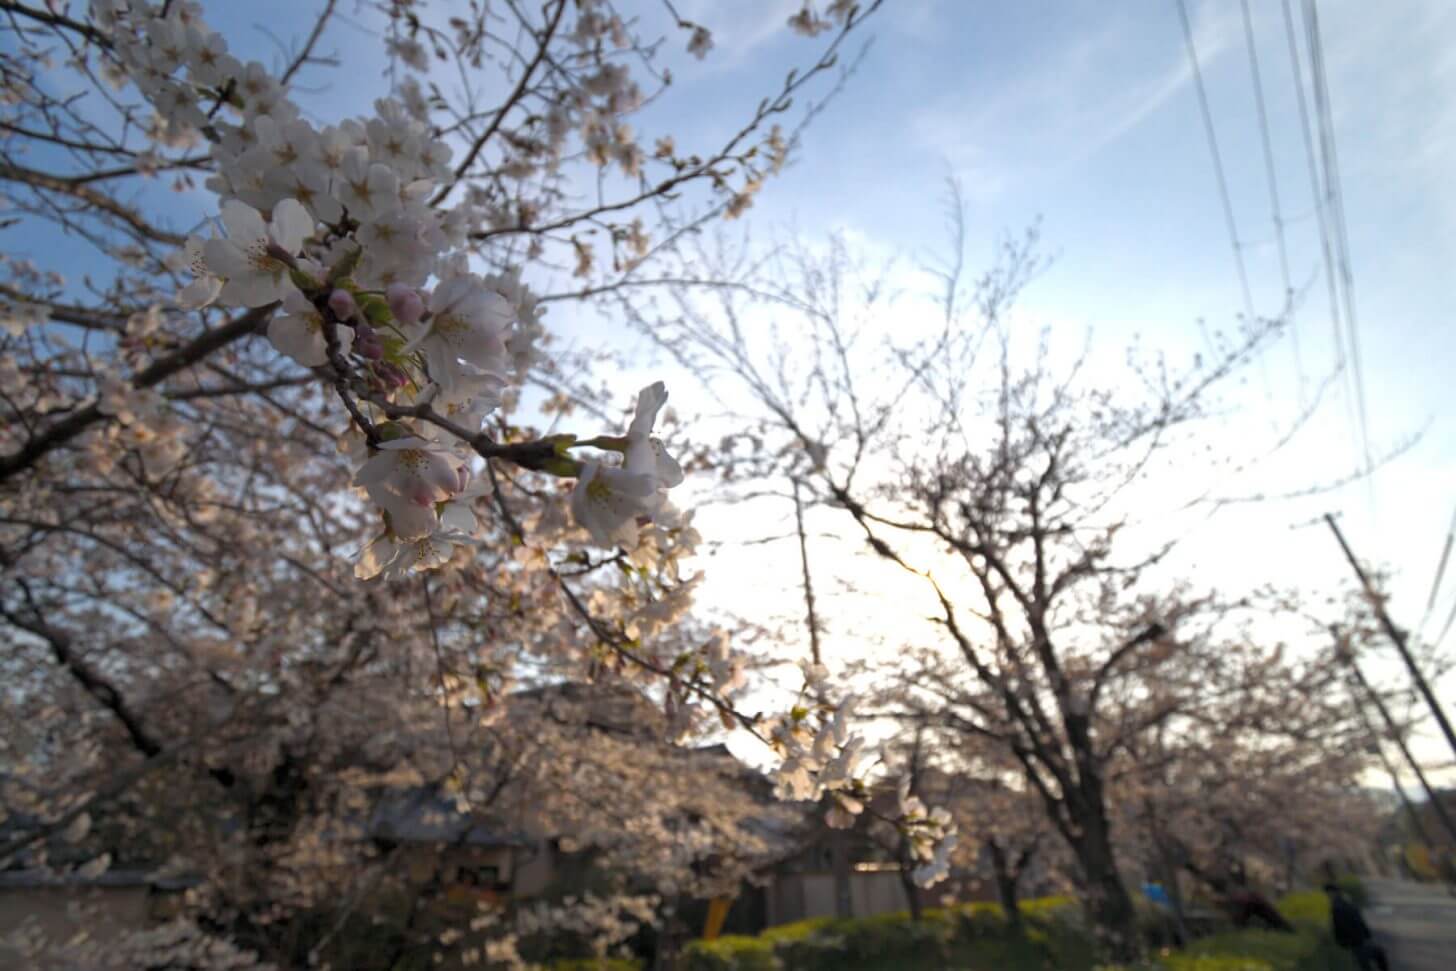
[
  {"xmin": 626, "ymin": 199, "xmax": 1383, "ymax": 960},
  {"xmin": 0, "ymin": 1, "xmax": 956, "ymax": 967}
]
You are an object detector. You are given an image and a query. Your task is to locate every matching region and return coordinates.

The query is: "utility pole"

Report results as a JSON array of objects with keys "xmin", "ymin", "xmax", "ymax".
[
  {"xmin": 1350, "ymin": 679, "xmax": 1443, "ymax": 876},
  {"xmin": 1335, "ymin": 627, "xmax": 1456, "ymax": 848},
  {"xmin": 793, "ymin": 478, "xmax": 823, "ymax": 668},
  {"xmin": 1325, "ymin": 513, "xmax": 1456, "ymax": 765}
]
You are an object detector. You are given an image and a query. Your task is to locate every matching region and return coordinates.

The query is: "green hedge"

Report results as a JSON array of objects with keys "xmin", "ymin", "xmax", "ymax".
[
  {"xmin": 680, "ymin": 935, "xmax": 780, "ymax": 971},
  {"xmin": 682, "ymin": 885, "xmax": 1365, "ymax": 971},
  {"xmin": 1100, "ymin": 890, "xmax": 1364, "ymax": 971},
  {"xmin": 548, "ymin": 959, "xmax": 643, "ymax": 971},
  {"xmin": 757, "ymin": 916, "xmax": 837, "ymax": 944},
  {"xmin": 682, "ymin": 895, "xmax": 1087, "ymax": 971},
  {"xmin": 1165, "ymin": 927, "xmax": 1357, "ymax": 971},
  {"xmin": 1272, "ymin": 891, "xmax": 1328, "ymax": 927},
  {"xmin": 1152, "ymin": 958, "xmax": 1275, "ymax": 971},
  {"xmin": 1333, "ymin": 876, "xmax": 1368, "ymax": 908},
  {"xmin": 774, "ymin": 910, "xmax": 955, "ymax": 971},
  {"xmin": 1100, "ymin": 937, "xmax": 1356, "ymax": 971}
]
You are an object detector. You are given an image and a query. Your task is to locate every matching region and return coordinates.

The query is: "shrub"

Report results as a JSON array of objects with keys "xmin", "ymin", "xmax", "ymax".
[
  {"xmin": 1273, "ymin": 891, "xmax": 1328, "ymax": 927},
  {"xmin": 1020, "ymin": 895, "xmax": 1076, "ymax": 919},
  {"xmin": 1159, "ymin": 956, "xmax": 1275, "ymax": 971},
  {"xmin": 949, "ymin": 901, "xmax": 1012, "ymax": 942},
  {"xmin": 835, "ymin": 911, "xmax": 952, "ymax": 961},
  {"xmin": 769, "ymin": 933, "xmax": 848, "ymax": 971},
  {"xmin": 1334, "ymin": 876, "xmax": 1367, "ymax": 908},
  {"xmin": 680, "ymin": 892, "xmax": 1363, "ymax": 971},
  {"xmin": 1174, "ymin": 927, "xmax": 1356, "ymax": 971},
  {"xmin": 549, "ymin": 960, "xmax": 643, "ymax": 971},
  {"xmin": 757, "ymin": 916, "xmax": 836, "ymax": 944},
  {"xmin": 680, "ymin": 935, "xmax": 780, "ymax": 971},
  {"xmin": 772, "ymin": 912, "xmax": 953, "ymax": 971}
]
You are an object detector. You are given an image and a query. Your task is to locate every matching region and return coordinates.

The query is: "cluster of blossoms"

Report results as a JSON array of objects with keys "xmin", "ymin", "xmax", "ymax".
[
  {"xmin": 464, "ymin": 893, "xmax": 659, "ymax": 969},
  {"xmin": 92, "ymin": 370, "xmax": 188, "ymax": 478},
  {"xmin": 0, "ymin": 256, "xmax": 62, "ymax": 337},
  {"xmin": 4, "ymin": 917, "xmax": 271, "ymax": 970},
  {"xmin": 895, "ymin": 777, "xmax": 959, "ymax": 887},
  {"xmin": 71, "ymin": 0, "xmax": 958, "ymax": 915},
  {"xmin": 764, "ymin": 662, "xmax": 958, "ymax": 887},
  {"xmin": 1, "ymin": 297, "xmax": 49, "ymax": 337},
  {"xmin": 569, "ymin": 381, "xmax": 684, "ymax": 548},
  {"xmin": 95, "ymin": 0, "xmax": 691, "ymax": 580},
  {"xmin": 788, "ymin": 0, "xmax": 861, "ymax": 37},
  {"xmin": 765, "ymin": 662, "xmax": 876, "ymax": 828},
  {"xmin": 768, "ymin": 680, "xmax": 868, "ymax": 805}
]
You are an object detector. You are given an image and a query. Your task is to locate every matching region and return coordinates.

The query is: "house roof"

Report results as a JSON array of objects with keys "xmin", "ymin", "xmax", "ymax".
[
  {"xmin": 0, "ymin": 868, "xmax": 200, "ymax": 891},
  {"xmin": 367, "ymin": 787, "xmax": 530, "ymax": 848},
  {"xmin": 508, "ymin": 681, "xmax": 663, "ymax": 737}
]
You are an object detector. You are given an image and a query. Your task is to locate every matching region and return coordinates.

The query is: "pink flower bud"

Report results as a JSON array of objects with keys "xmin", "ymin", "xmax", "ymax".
[
  {"xmin": 387, "ymin": 283, "xmax": 425, "ymax": 326},
  {"xmin": 327, "ymin": 288, "xmax": 357, "ymax": 320},
  {"xmin": 355, "ymin": 323, "xmax": 384, "ymax": 360},
  {"xmin": 375, "ymin": 361, "xmax": 409, "ymax": 388}
]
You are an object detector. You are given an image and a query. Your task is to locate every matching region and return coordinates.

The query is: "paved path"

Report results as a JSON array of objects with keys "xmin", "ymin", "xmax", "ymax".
[{"xmin": 1365, "ymin": 878, "xmax": 1456, "ymax": 971}]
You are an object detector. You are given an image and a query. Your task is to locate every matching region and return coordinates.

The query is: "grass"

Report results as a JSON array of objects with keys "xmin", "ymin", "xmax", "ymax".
[{"xmin": 678, "ymin": 884, "xmax": 1363, "ymax": 971}]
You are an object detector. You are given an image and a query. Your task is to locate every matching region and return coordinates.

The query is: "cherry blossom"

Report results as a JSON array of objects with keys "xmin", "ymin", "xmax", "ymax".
[
  {"xmin": 266, "ymin": 289, "xmax": 351, "ymax": 367},
  {"xmin": 202, "ymin": 199, "xmax": 315, "ymax": 307},
  {"xmin": 353, "ymin": 434, "xmax": 464, "ymax": 540},
  {"xmin": 410, "ymin": 273, "xmax": 514, "ymax": 388},
  {"xmin": 1, "ymin": 298, "xmax": 48, "ymax": 337},
  {"xmin": 570, "ymin": 462, "xmax": 660, "ymax": 549},
  {"xmin": 625, "ymin": 380, "xmax": 685, "ymax": 489},
  {"xmin": 0, "ymin": 1, "xmax": 944, "ymax": 964}
]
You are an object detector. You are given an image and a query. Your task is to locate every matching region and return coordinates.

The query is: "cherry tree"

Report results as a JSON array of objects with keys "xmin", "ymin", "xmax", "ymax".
[
  {"xmin": 859, "ymin": 720, "xmax": 1058, "ymax": 928},
  {"xmin": 1116, "ymin": 640, "xmax": 1373, "ymax": 887},
  {"xmin": 623, "ymin": 192, "xmax": 1378, "ymax": 958},
  {"xmin": 0, "ymin": 1, "xmax": 956, "ymax": 967}
]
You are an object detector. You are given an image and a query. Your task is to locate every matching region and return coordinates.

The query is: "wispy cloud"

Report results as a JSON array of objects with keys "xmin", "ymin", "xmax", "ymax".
[
  {"xmin": 908, "ymin": 2, "xmax": 1238, "ymax": 200},
  {"xmin": 667, "ymin": 0, "xmax": 803, "ymax": 68}
]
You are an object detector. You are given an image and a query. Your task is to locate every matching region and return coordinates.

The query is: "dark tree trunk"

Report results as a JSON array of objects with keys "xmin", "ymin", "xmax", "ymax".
[
  {"xmin": 1146, "ymin": 804, "xmax": 1189, "ymax": 947},
  {"xmin": 986, "ymin": 839, "xmax": 1024, "ymax": 935},
  {"xmin": 898, "ymin": 866, "xmax": 924, "ymax": 922},
  {"xmin": 896, "ymin": 840, "xmax": 924, "ymax": 922},
  {"xmin": 1073, "ymin": 805, "xmax": 1141, "ymax": 962},
  {"xmin": 830, "ymin": 828, "xmax": 853, "ymax": 918}
]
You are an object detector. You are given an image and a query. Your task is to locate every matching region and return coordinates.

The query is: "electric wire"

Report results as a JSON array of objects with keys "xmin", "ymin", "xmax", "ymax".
[
  {"xmin": 1302, "ymin": 0, "xmax": 1375, "ymax": 481},
  {"xmin": 1420, "ymin": 505, "xmax": 1456, "ymax": 636},
  {"xmin": 1240, "ymin": 0, "xmax": 1306, "ymax": 403},
  {"xmin": 1175, "ymin": 0, "xmax": 1257, "ymax": 325}
]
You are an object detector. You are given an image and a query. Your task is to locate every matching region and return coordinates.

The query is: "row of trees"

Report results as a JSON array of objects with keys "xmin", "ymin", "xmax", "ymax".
[
  {"xmin": 628, "ymin": 208, "xmax": 1387, "ymax": 958},
  {"xmin": 0, "ymin": 1, "xmax": 956, "ymax": 967},
  {"xmin": 0, "ymin": 0, "xmax": 1395, "ymax": 966}
]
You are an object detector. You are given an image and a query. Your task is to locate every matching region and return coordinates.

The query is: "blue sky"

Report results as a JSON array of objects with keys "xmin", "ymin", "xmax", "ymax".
[
  {"xmin": 7, "ymin": 1, "xmax": 1452, "ymax": 774},
  {"xmin": 644, "ymin": 0, "xmax": 1456, "ymax": 774},
  {"xmin": 597, "ymin": 0, "xmax": 1454, "ymax": 563}
]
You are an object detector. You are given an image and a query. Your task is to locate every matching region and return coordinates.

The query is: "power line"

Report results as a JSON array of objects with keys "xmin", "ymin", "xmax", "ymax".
[
  {"xmin": 1175, "ymin": 0, "xmax": 1256, "ymax": 323},
  {"xmin": 1327, "ymin": 513, "xmax": 1456, "ymax": 767},
  {"xmin": 1279, "ymin": 0, "xmax": 1342, "ymax": 367},
  {"xmin": 1301, "ymin": 0, "xmax": 1375, "ymax": 481},
  {"xmin": 1239, "ymin": 0, "xmax": 1305, "ymax": 401},
  {"xmin": 1436, "ymin": 596, "xmax": 1456, "ymax": 652},
  {"xmin": 1279, "ymin": 0, "xmax": 1360, "ymax": 458},
  {"xmin": 1420, "ymin": 504, "xmax": 1456, "ymax": 634}
]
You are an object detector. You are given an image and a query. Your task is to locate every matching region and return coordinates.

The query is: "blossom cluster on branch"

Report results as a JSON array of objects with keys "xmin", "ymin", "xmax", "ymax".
[
  {"xmin": 97, "ymin": 0, "xmax": 686, "ymax": 580},
  {"xmin": 1, "ymin": 0, "xmax": 956, "ymax": 965}
]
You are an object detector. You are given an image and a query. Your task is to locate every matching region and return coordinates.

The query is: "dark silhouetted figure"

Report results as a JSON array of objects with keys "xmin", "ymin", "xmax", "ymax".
[
  {"xmin": 1324, "ymin": 883, "xmax": 1388, "ymax": 971},
  {"xmin": 1225, "ymin": 886, "xmax": 1294, "ymax": 932},
  {"xmin": 1204, "ymin": 873, "xmax": 1294, "ymax": 932}
]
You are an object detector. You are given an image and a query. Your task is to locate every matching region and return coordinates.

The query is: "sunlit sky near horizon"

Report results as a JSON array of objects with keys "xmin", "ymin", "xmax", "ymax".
[
  {"xmin": 652, "ymin": 0, "xmax": 1456, "ymax": 783},
  {"xmin": 7, "ymin": 0, "xmax": 1453, "ymax": 785}
]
